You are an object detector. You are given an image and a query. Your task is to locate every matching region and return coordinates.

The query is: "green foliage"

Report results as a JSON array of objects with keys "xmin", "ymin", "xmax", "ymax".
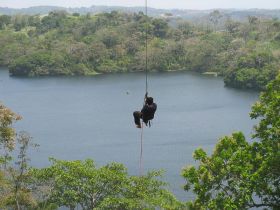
[
  {"xmin": 0, "ymin": 103, "xmax": 22, "ymax": 166},
  {"xmin": 183, "ymin": 133, "xmax": 254, "ymax": 209},
  {"xmin": 3, "ymin": 132, "xmax": 37, "ymax": 210},
  {"xmin": 0, "ymin": 130, "xmax": 38, "ymax": 209},
  {"xmin": 182, "ymin": 76, "xmax": 280, "ymax": 209},
  {"xmin": 38, "ymin": 11, "xmax": 68, "ymax": 33},
  {"xmin": 152, "ymin": 18, "xmax": 169, "ymax": 38},
  {"xmin": 250, "ymin": 74, "xmax": 280, "ymax": 141},
  {"xmin": 0, "ymin": 11, "xmax": 279, "ymax": 89},
  {"xmin": 32, "ymin": 159, "xmax": 183, "ymax": 210},
  {"xmin": 0, "ymin": 15, "xmax": 11, "ymax": 29},
  {"xmin": 9, "ymin": 51, "xmax": 72, "ymax": 76},
  {"xmin": 248, "ymin": 75, "xmax": 280, "ymax": 208},
  {"xmin": 0, "ymin": 104, "xmax": 38, "ymax": 209},
  {"xmin": 209, "ymin": 10, "xmax": 223, "ymax": 31},
  {"xmin": 224, "ymin": 46, "xmax": 278, "ymax": 89}
]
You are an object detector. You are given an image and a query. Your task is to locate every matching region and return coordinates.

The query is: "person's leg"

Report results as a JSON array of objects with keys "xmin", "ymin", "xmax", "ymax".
[{"xmin": 133, "ymin": 111, "xmax": 142, "ymax": 128}]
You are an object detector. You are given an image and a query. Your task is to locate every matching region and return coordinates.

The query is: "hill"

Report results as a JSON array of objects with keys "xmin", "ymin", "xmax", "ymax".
[
  {"xmin": 0, "ymin": 10, "xmax": 279, "ymax": 89},
  {"xmin": 0, "ymin": 6, "xmax": 280, "ymax": 21}
]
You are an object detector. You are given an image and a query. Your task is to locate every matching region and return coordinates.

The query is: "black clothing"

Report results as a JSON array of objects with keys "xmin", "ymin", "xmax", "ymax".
[
  {"xmin": 133, "ymin": 102, "xmax": 157, "ymax": 126},
  {"xmin": 133, "ymin": 111, "xmax": 142, "ymax": 126},
  {"xmin": 141, "ymin": 103, "xmax": 157, "ymax": 123}
]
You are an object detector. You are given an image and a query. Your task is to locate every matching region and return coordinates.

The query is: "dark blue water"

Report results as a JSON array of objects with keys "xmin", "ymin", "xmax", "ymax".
[{"xmin": 0, "ymin": 68, "xmax": 259, "ymax": 201}]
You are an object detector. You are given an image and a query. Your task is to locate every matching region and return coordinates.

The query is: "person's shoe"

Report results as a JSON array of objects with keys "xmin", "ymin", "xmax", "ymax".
[{"xmin": 136, "ymin": 125, "xmax": 141, "ymax": 128}]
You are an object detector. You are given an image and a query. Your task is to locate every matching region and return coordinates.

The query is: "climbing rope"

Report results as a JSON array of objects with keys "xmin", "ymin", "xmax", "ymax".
[
  {"xmin": 139, "ymin": 121, "xmax": 144, "ymax": 176},
  {"xmin": 145, "ymin": 0, "xmax": 148, "ymax": 95},
  {"xmin": 139, "ymin": 0, "xmax": 148, "ymax": 176}
]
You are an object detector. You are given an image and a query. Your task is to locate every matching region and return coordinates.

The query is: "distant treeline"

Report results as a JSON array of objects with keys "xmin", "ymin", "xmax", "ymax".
[
  {"xmin": 1, "ymin": 6, "xmax": 280, "ymax": 20},
  {"xmin": 0, "ymin": 10, "xmax": 279, "ymax": 89}
]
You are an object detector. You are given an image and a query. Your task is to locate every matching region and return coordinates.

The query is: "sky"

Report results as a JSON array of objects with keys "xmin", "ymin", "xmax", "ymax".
[{"xmin": 0, "ymin": 0, "xmax": 280, "ymax": 10}]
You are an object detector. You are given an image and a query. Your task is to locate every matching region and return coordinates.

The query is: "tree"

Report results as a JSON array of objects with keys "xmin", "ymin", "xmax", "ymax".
[
  {"xmin": 248, "ymin": 16, "xmax": 259, "ymax": 27},
  {"xmin": 0, "ymin": 103, "xmax": 21, "ymax": 208},
  {"xmin": 250, "ymin": 74, "xmax": 280, "ymax": 141},
  {"xmin": 100, "ymin": 29, "xmax": 120, "ymax": 48},
  {"xmin": 27, "ymin": 15, "xmax": 41, "ymax": 27},
  {"xmin": 152, "ymin": 18, "xmax": 168, "ymax": 38},
  {"xmin": 0, "ymin": 15, "xmax": 11, "ymax": 29},
  {"xmin": 38, "ymin": 11, "xmax": 68, "ymax": 33},
  {"xmin": 4, "ymin": 132, "xmax": 38, "ymax": 210},
  {"xmin": 223, "ymin": 46, "xmax": 278, "ymax": 90},
  {"xmin": 9, "ymin": 51, "xmax": 72, "ymax": 77},
  {"xmin": 209, "ymin": 10, "xmax": 222, "ymax": 32},
  {"xmin": 0, "ymin": 103, "xmax": 38, "ymax": 210},
  {"xmin": 0, "ymin": 103, "xmax": 22, "ymax": 168},
  {"xmin": 67, "ymin": 42, "xmax": 90, "ymax": 63},
  {"xmin": 182, "ymin": 75, "xmax": 280, "ymax": 209},
  {"xmin": 178, "ymin": 21, "xmax": 193, "ymax": 37},
  {"xmin": 72, "ymin": 13, "xmax": 80, "ymax": 17},
  {"xmin": 248, "ymin": 75, "xmax": 280, "ymax": 207},
  {"xmin": 225, "ymin": 19, "xmax": 240, "ymax": 35},
  {"xmin": 32, "ymin": 159, "xmax": 183, "ymax": 210}
]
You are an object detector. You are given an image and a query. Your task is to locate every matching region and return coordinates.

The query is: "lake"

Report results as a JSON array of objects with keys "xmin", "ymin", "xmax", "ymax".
[{"xmin": 0, "ymin": 68, "xmax": 259, "ymax": 201}]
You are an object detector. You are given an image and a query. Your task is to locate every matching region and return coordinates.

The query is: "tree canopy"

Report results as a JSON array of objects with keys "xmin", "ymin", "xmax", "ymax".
[{"xmin": 0, "ymin": 11, "xmax": 279, "ymax": 89}]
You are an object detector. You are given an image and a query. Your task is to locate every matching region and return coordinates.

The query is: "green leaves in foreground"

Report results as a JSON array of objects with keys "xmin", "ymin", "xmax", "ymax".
[
  {"xmin": 182, "ymin": 75, "xmax": 280, "ymax": 210},
  {"xmin": 183, "ymin": 133, "xmax": 253, "ymax": 209},
  {"xmin": 0, "ymin": 103, "xmax": 22, "ymax": 165},
  {"xmin": 250, "ymin": 74, "xmax": 280, "ymax": 142},
  {"xmin": 32, "ymin": 159, "xmax": 183, "ymax": 210}
]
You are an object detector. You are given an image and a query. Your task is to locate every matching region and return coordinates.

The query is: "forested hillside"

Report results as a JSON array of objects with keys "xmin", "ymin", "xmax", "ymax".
[{"xmin": 0, "ymin": 10, "xmax": 279, "ymax": 89}]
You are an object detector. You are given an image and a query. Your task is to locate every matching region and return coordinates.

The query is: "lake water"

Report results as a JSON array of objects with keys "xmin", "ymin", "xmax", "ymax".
[{"xmin": 0, "ymin": 68, "xmax": 259, "ymax": 201}]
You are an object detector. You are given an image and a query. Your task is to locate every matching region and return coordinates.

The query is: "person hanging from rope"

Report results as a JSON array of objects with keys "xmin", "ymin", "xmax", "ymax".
[{"xmin": 133, "ymin": 93, "xmax": 157, "ymax": 128}]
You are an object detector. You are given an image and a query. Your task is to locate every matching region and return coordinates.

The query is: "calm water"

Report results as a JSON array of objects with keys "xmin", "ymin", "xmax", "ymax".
[{"xmin": 0, "ymin": 68, "xmax": 259, "ymax": 201}]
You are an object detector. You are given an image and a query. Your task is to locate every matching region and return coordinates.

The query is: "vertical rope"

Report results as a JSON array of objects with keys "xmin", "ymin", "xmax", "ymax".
[
  {"xmin": 145, "ymin": 0, "xmax": 148, "ymax": 94},
  {"xmin": 139, "ymin": 121, "xmax": 144, "ymax": 176},
  {"xmin": 139, "ymin": 0, "xmax": 148, "ymax": 177}
]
